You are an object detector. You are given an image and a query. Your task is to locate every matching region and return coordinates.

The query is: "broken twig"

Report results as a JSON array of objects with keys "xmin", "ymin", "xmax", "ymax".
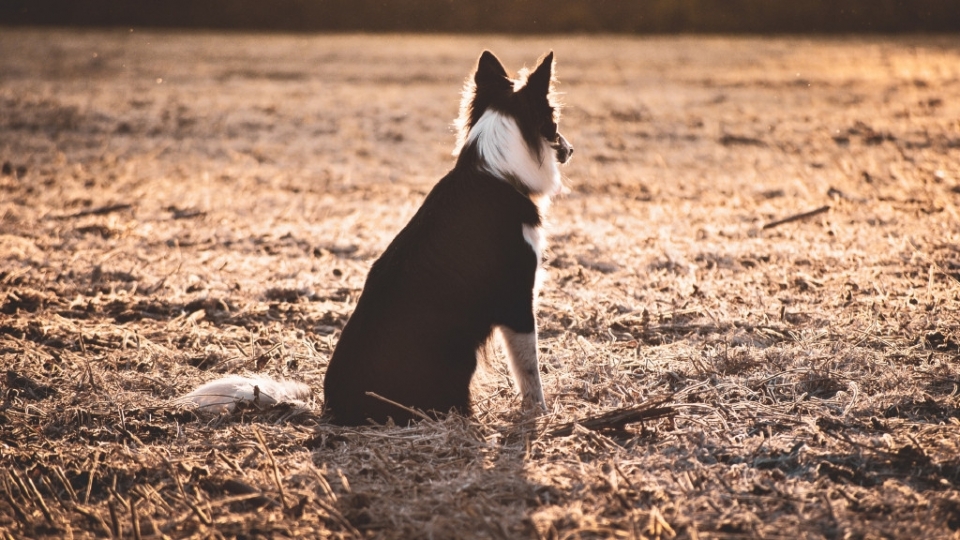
[
  {"xmin": 53, "ymin": 203, "xmax": 134, "ymax": 220},
  {"xmin": 365, "ymin": 391, "xmax": 434, "ymax": 422},
  {"xmin": 762, "ymin": 205, "xmax": 830, "ymax": 230},
  {"xmin": 549, "ymin": 394, "xmax": 676, "ymax": 437}
]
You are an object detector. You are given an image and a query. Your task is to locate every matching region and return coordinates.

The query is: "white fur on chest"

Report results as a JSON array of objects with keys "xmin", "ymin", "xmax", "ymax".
[
  {"xmin": 467, "ymin": 109, "xmax": 562, "ymax": 197},
  {"xmin": 522, "ymin": 223, "xmax": 548, "ymax": 296},
  {"xmin": 522, "ymin": 224, "xmax": 544, "ymax": 262}
]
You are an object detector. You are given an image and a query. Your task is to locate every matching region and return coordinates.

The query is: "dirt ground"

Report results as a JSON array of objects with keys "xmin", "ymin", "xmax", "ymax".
[{"xmin": 1, "ymin": 29, "xmax": 959, "ymax": 539}]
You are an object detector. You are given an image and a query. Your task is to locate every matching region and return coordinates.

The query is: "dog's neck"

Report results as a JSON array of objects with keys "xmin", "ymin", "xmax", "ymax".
[{"xmin": 462, "ymin": 109, "xmax": 562, "ymax": 199}]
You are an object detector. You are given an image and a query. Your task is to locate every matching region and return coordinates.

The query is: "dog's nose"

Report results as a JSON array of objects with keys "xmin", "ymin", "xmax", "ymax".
[{"xmin": 555, "ymin": 134, "xmax": 573, "ymax": 164}]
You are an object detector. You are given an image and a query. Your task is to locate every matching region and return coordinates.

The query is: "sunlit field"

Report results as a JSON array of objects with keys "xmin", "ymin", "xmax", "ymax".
[{"xmin": 1, "ymin": 29, "xmax": 959, "ymax": 538}]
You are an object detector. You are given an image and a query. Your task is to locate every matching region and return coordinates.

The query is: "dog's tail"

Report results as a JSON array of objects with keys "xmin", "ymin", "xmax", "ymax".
[{"xmin": 175, "ymin": 374, "xmax": 312, "ymax": 414}]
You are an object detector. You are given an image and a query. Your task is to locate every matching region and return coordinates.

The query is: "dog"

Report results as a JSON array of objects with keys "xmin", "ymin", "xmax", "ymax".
[{"xmin": 180, "ymin": 51, "xmax": 572, "ymax": 426}]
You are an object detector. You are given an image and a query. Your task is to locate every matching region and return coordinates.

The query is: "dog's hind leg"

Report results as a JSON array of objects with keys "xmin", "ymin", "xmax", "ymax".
[{"xmin": 499, "ymin": 326, "xmax": 547, "ymax": 413}]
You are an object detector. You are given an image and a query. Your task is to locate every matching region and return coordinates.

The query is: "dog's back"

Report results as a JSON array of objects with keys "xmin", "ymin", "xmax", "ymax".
[{"xmin": 322, "ymin": 165, "xmax": 541, "ymax": 425}]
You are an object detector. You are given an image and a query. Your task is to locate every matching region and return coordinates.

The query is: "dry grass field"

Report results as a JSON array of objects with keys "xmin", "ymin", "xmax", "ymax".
[{"xmin": 1, "ymin": 29, "xmax": 959, "ymax": 539}]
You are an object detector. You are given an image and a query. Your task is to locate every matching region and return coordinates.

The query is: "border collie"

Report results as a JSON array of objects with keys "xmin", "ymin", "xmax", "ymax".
[{"xmin": 181, "ymin": 51, "xmax": 572, "ymax": 426}]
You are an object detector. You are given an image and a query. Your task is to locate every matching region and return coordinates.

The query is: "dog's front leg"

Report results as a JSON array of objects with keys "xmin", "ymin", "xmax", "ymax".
[{"xmin": 500, "ymin": 326, "xmax": 547, "ymax": 413}]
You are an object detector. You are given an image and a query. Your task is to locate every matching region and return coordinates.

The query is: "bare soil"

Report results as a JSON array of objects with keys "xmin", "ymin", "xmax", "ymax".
[{"xmin": 1, "ymin": 30, "xmax": 959, "ymax": 539}]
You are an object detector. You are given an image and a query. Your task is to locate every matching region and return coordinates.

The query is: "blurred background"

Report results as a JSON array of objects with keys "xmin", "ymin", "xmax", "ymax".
[{"xmin": 3, "ymin": 0, "xmax": 958, "ymax": 33}]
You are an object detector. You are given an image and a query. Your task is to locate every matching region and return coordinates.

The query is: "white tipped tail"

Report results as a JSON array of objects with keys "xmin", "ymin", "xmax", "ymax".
[{"xmin": 177, "ymin": 374, "xmax": 311, "ymax": 414}]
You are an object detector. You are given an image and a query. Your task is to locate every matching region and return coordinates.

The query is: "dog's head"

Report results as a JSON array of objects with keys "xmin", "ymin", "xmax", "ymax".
[{"xmin": 455, "ymin": 51, "xmax": 573, "ymax": 196}]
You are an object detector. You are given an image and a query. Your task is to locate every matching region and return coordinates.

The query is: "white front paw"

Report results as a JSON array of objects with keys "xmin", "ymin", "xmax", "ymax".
[{"xmin": 522, "ymin": 391, "xmax": 547, "ymax": 414}]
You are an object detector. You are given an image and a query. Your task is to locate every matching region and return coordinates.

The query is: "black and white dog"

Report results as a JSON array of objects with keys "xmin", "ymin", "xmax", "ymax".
[{"xmin": 182, "ymin": 51, "xmax": 572, "ymax": 426}]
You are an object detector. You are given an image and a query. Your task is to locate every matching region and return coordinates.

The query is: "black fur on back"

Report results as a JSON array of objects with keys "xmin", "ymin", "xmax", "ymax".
[{"xmin": 322, "ymin": 165, "xmax": 540, "ymax": 425}]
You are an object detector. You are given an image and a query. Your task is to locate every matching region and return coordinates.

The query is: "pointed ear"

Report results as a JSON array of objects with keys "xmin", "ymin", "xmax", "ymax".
[
  {"xmin": 474, "ymin": 50, "xmax": 512, "ymax": 95},
  {"xmin": 524, "ymin": 51, "xmax": 554, "ymax": 97}
]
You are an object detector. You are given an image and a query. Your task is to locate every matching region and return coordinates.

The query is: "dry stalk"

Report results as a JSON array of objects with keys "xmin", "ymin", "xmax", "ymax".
[
  {"xmin": 164, "ymin": 459, "xmax": 212, "ymax": 526},
  {"xmin": 83, "ymin": 451, "xmax": 101, "ymax": 505},
  {"xmin": 364, "ymin": 391, "xmax": 433, "ymax": 421},
  {"xmin": 24, "ymin": 471, "xmax": 56, "ymax": 525},
  {"xmin": 252, "ymin": 426, "xmax": 288, "ymax": 509},
  {"xmin": 54, "ymin": 466, "xmax": 79, "ymax": 504},
  {"xmin": 73, "ymin": 505, "xmax": 112, "ymax": 537},
  {"xmin": 107, "ymin": 499, "xmax": 121, "ymax": 539},
  {"xmin": 1, "ymin": 473, "xmax": 30, "ymax": 527},
  {"xmin": 314, "ymin": 497, "xmax": 363, "ymax": 537},
  {"xmin": 309, "ymin": 465, "xmax": 338, "ymax": 502},
  {"xmin": 129, "ymin": 495, "xmax": 142, "ymax": 540}
]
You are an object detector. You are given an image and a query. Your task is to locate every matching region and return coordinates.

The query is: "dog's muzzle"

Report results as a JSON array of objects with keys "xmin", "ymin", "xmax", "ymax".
[{"xmin": 553, "ymin": 134, "xmax": 573, "ymax": 164}]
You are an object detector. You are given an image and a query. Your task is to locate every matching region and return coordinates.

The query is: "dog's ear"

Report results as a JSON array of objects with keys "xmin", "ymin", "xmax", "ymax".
[
  {"xmin": 474, "ymin": 51, "xmax": 512, "ymax": 97},
  {"xmin": 524, "ymin": 51, "xmax": 554, "ymax": 98}
]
